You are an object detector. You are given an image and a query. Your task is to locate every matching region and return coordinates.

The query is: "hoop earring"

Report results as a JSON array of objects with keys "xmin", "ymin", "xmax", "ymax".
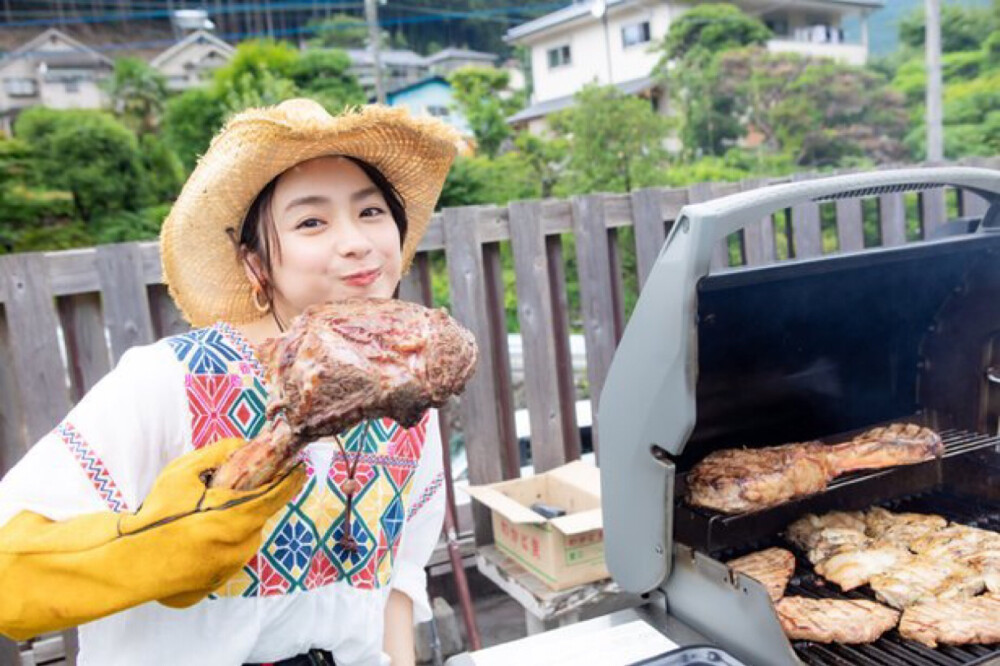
[{"xmin": 251, "ymin": 285, "xmax": 270, "ymax": 313}]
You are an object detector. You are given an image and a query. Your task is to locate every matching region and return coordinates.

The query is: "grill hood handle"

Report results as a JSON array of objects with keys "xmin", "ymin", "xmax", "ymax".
[{"xmin": 598, "ymin": 167, "xmax": 1000, "ymax": 594}]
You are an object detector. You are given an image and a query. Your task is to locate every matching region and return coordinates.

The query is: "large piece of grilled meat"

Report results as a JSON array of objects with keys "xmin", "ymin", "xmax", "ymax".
[
  {"xmin": 212, "ymin": 298, "xmax": 478, "ymax": 490},
  {"xmin": 687, "ymin": 424, "xmax": 943, "ymax": 514}
]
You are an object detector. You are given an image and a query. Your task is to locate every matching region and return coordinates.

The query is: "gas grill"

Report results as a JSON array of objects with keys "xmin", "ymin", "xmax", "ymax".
[{"xmin": 599, "ymin": 167, "xmax": 1000, "ymax": 666}]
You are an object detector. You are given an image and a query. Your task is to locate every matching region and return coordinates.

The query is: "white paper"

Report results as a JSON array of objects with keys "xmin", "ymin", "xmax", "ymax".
[{"xmin": 469, "ymin": 620, "xmax": 679, "ymax": 666}]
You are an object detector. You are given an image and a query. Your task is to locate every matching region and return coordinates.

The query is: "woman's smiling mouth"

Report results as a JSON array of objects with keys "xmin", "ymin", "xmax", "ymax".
[{"xmin": 342, "ymin": 268, "xmax": 382, "ymax": 287}]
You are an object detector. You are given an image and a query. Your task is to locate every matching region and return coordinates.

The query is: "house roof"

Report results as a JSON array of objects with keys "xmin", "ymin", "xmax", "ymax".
[
  {"xmin": 505, "ymin": 0, "xmax": 884, "ymax": 43},
  {"xmin": 0, "ymin": 27, "xmax": 113, "ymax": 73},
  {"xmin": 425, "ymin": 47, "xmax": 497, "ymax": 65},
  {"xmin": 507, "ymin": 75, "xmax": 657, "ymax": 124},
  {"xmin": 150, "ymin": 29, "xmax": 234, "ymax": 69},
  {"xmin": 346, "ymin": 48, "xmax": 427, "ymax": 68},
  {"xmin": 385, "ymin": 75, "xmax": 451, "ymax": 100}
]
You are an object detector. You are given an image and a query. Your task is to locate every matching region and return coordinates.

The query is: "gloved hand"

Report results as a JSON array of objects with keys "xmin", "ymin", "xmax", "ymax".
[{"xmin": 0, "ymin": 438, "xmax": 305, "ymax": 641}]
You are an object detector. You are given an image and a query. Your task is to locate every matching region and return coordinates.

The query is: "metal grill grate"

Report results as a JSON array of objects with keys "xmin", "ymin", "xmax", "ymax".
[{"xmin": 790, "ymin": 488, "xmax": 1000, "ymax": 666}]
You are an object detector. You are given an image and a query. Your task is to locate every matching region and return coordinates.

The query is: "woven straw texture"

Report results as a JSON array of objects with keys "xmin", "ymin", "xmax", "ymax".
[{"xmin": 161, "ymin": 99, "xmax": 460, "ymax": 327}]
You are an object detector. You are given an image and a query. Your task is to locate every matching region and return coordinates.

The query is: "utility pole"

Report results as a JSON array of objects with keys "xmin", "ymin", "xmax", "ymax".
[
  {"xmin": 365, "ymin": 0, "xmax": 386, "ymax": 104},
  {"xmin": 925, "ymin": 0, "xmax": 944, "ymax": 161}
]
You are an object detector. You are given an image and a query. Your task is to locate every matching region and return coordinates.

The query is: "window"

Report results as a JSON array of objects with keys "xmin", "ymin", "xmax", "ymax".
[
  {"xmin": 547, "ymin": 44, "xmax": 571, "ymax": 69},
  {"xmin": 64, "ymin": 78, "xmax": 80, "ymax": 93},
  {"xmin": 764, "ymin": 15, "xmax": 789, "ymax": 37},
  {"xmin": 3, "ymin": 77, "xmax": 37, "ymax": 97},
  {"xmin": 426, "ymin": 105, "xmax": 449, "ymax": 118},
  {"xmin": 621, "ymin": 21, "xmax": 651, "ymax": 48}
]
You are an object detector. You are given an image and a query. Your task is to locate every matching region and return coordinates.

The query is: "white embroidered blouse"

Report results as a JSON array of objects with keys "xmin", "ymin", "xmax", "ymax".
[{"xmin": 0, "ymin": 322, "xmax": 446, "ymax": 666}]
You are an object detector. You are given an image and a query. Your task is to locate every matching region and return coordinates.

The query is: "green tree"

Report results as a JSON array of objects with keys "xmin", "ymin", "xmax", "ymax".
[
  {"xmin": 306, "ymin": 13, "xmax": 378, "ymax": 49},
  {"xmin": 162, "ymin": 86, "xmax": 226, "ymax": 171},
  {"xmin": 289, "ymin": 49, "xmax": 367, "ymax": 111},
  {"xmin": 715, "ymin": 48, "xmax": 908, "ymax": 166},
  {"xmin": 660, "ymin": 2, "xmax": 771, "ymax": 61},
  {"xmin": 448, "ymin": 67, "xmax": 523, "ymax": 157},
  {"xmin": 104, "ymin": 56, "xmax": 169, "ymax": 135},
  {"xmin": 14, "ymin": 108, "xmax": 151, "ymax": 223},
  {"xmin": 654, "ymin": 3, "xmax": 771, "ymax": 158},
  {"xmin": 552, "ymin": 84, "xmax": 670, "ymax": 193},
  {"xmin": 899, "ymin": 5, "xmax": 995, "ymax": 54}
]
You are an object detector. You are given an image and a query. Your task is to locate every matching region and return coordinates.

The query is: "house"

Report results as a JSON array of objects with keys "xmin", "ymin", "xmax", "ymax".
[
  {"xmin": 505, "ymin": 0, "xmax": 883, "ymax": 133},
  {"xmin": 347, "ymin": 47, "xmax": 429, "ymax": 97},
  {"xmin": 383, "ymin": 75, "xmax": 470, "ymax": 135},
  {"xmin": 150, "ymin": 29, "xmax": 235, "ymax": 92},
  {"xmin": 0, "ymin": 28, "xmax": 113, "ymax": 134},
  {"xmin": 425, "ymin": 47, "xmax": 497, "ymax": 75}
]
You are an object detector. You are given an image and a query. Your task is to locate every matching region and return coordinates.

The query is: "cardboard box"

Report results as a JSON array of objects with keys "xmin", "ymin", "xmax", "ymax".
[{"xmin": 464, "ymin": 461, "xmax": 608, "ymax": 590}]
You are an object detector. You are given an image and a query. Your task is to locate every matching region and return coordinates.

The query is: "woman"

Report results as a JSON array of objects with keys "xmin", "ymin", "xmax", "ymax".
[{"xmin": 0, "ymin": 98, "xmax": 460, "ymax": 665}]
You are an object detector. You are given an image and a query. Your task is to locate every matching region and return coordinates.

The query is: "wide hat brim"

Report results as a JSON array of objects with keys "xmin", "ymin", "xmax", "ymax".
[{"xmin": 160, "ymin": 99, "xmax": 460, "ymax": 328}]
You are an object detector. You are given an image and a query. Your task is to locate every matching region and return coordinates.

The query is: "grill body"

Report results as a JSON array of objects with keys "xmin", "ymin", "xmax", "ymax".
[{"xmin": 598, "ymin": 168, "xmax": 1000, "ymax": 666}]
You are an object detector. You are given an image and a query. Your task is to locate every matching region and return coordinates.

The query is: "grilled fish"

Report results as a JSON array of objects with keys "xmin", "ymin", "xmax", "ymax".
[
  {"xmin": 775, "ymin": 597, "xmax": 900, "ymax": 644},
  {"xmin": 814, "ymin": 545, "xmax": 912, "ymax": 591},
  {"xmin": 727, "ymin": 548, "xmax": 795, "ymax": 602},
  {"xmin": 898, "ymin": 594, "xmax": 1000, "ymax": 647}
]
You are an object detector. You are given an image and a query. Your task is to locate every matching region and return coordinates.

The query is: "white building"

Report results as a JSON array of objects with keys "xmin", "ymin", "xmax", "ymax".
[
  {"xmin": 505, "ymin": 0, "xmax": 882, "ymax": 133},
  {"xmin": 0, "ymin": 28, "xmax": 113, "ymax": 135},
  {"xmin": 150, "ymin": 29, "xmax": 235, "ymax": 92},
  {"xmin": 347, "ymin": 47, "xmax": 430, "ymax": 97}
]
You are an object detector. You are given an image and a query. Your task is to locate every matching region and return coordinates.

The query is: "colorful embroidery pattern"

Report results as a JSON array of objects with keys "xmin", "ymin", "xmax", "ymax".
[
  {"xmin": 55, "ymin": 421, "xmax": 130, "ymax": 513},
  {"xmin": 407, "ymin": 472, "xmax": 444, "ymax": 521},
  {"xmin": 167, "ymin": 323, "xmax": 432, "ymax": 598}
]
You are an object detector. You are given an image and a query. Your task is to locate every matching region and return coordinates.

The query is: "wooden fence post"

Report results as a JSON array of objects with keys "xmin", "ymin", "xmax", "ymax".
[
  {"xmin": 509, "ymin": 201, "xmax": 578, "ymax": 472},
  {"xmin": 97, "ymin": 244, "xmax": 155, "ymax": 363},
  {"xmin": 0, "ymin": 253, "xmax": 79, "ymax": 665},
  {"xmin": 572, "ymin": 195, "xmax": 621, "ymax": 459},
  {"xmin": 444, "ymin": 207, "xmax": 509, "ymax": 543}
]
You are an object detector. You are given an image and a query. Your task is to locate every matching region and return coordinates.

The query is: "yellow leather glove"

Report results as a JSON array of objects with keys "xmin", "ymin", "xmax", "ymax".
[{"xmin": 0, "ymin": 438, "xmax": 305, "ymax": 641}]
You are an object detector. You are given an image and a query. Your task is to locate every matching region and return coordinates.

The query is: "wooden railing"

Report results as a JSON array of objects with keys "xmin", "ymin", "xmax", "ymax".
[
  {"xmin": 1, "ymin": 160, "xmax": 998, "ymax": 549},
  {"xmin": 1, "ymin": 158, "xmax": 998, "ymax": 663}
]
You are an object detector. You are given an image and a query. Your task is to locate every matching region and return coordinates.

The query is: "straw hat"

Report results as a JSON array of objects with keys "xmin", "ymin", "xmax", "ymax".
[{"xmin": 160, "ymin": 98, "xmax": 461, "ymax": 328}]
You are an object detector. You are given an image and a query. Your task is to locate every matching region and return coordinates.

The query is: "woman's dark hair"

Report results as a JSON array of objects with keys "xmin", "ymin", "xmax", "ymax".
[{"xmin": 230, "ymin": 155, "xmax": 408, "ymax": 320}]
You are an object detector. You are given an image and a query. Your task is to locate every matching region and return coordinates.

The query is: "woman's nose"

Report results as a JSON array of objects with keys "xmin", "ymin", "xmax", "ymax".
[{"xmin": 336, "ymin": 220, "xmax": 374, "ymax": 258}]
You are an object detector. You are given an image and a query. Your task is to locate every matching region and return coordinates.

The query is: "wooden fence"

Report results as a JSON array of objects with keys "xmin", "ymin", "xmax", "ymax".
[{"xmin": 0, "ymin": 158, "xmax": 998, "ymax": 662}]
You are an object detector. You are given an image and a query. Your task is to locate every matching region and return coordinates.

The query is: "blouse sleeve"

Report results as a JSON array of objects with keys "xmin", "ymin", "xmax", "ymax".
[
  {"xmin": 389, "ymin": 408, "xmax": 447, "ymax": 624},
  {"xmin": 0, "ymin": 341, "xmax": 188, "ymax": 528}
]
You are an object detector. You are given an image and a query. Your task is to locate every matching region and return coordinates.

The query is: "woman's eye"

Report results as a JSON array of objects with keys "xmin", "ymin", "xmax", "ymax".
[
  {"xmin": 296, "ymin": 218, "xmax": 324, "ymax": 230},
  {"xmin": 360, "ymin": 206, "xmax": 386, "ymax": 218}
]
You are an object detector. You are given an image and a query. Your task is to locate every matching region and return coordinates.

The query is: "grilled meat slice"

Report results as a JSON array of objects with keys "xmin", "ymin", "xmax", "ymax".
[
  {"xmin": 786, "ymin": 511, "xmax": 867, "ymax": 551},
  {"xmin": 775, "ymin": 597, "xmax": 899, "ymax": 644},
  {"xmin": 804, "ymin": 528, "xmax": 872, "ymax": 565},
  {"xmin": 910, "ymin": 524, "xmax": 1000, "ymax": 558},
  {"xmin": 727, "ymin": 548, "xmax": 795, "ymax": 602},
  {"xmin": 826, "ymin": 424, "xmax": 943, "ymax": 476},
  {"xmin": 814, "ymin": 545, "xmax": 912, "ymax": 591},
  {"xmin": 898, "ymin": 595, "xmax": 1000, "ymax": 648},
  {"xmin": 870, "ymin": 557, "xmax": 985, "ymax": 609},
  {"xmin": 686, "ymin": 442, "xmax": 833, "ymax": 514},
  {"xmin": 864, "ymin": 507, "xmax": 948, "ymax": 546},
  {"xmin": 687, "ymin": 423, "xmax": 942, "ymax": 515},
  {"xmin": 212, "ymin": 299, "xmax": 478, "ymax": 490}
]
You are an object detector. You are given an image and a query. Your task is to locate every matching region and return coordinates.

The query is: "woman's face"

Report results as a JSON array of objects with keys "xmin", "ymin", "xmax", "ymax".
[{"xmin": 254, "ymin": 156, "xmax": 403, "ymax": 319}]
